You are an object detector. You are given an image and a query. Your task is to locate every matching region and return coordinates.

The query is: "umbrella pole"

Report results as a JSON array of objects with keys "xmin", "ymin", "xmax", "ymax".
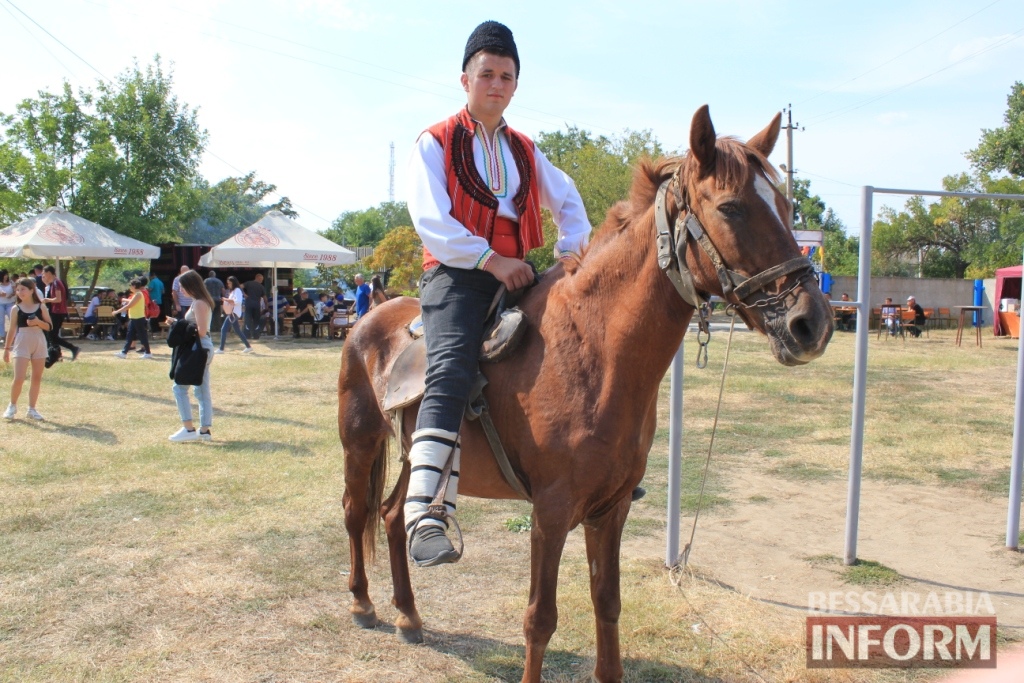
[{"xmin": 273, "ymin": 265, "xmax": 279, "ymax": 339}]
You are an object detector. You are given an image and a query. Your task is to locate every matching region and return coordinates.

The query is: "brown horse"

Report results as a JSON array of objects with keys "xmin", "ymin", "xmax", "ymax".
[{"xmin": 338, "ymin": 105, "xmax": 833, "ymax": 683}]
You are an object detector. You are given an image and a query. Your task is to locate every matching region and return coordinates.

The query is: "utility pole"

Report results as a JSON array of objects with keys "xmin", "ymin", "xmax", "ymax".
[
  {"xmin": 388, "ymin": 142, "xmax": 395, "ymax": 203},
  {"xmin": 780, "ymin": 104, "xmax": 803, "ymax": 227}
]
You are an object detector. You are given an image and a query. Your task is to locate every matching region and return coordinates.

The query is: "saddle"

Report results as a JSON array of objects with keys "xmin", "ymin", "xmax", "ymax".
[
  {"xmin": 382, "ymin": 289, "xmax": 527, "ymax": 412},
  {"xmin": 382, "ymin": 286, "xmax": 533, "ymax": 501}
]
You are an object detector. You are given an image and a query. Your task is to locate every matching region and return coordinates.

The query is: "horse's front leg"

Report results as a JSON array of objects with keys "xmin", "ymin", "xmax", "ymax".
[
  {"xmin": 521, "ymin": 503, "xmax": 571, "ymax": 683},
  {"xmin": 582, "ymin": 497, "xmax": 631, "ymax": 683}
]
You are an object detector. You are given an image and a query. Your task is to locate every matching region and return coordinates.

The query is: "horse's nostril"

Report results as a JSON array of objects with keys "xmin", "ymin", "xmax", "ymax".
[{"xmin": 788, "ymin": 315, "xmax": 815, "ymax": 346}]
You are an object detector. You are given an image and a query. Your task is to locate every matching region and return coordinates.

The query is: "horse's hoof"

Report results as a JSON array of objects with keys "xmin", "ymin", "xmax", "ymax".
[
  {"xmin": 397, "ymin": 627, "xmax": 423, "ymax": 644},
  {"xmin": 351, "ymin": 610, "xmax": 379, "ymax": 629}
]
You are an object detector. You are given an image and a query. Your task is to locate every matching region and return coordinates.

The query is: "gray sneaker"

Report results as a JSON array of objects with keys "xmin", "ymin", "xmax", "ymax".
[{"xmin": 409, "ymin": 524, "xmax": 459, "ymax": 567}]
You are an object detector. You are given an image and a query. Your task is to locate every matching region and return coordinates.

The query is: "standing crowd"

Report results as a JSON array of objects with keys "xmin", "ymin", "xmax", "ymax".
[{"xmin": 2, "ymin": 264, "xmax": 386, "ymax": 443}]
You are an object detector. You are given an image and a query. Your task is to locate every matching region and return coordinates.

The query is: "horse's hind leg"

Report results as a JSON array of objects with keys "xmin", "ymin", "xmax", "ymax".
[
  {"xmin": 379, "ymin": 458, "xmax": 424, "ymax": 644},
  {"xmin": 342, "ymin": 442, "xmax": 382, "ymax": 629},
  {"xmin": 582, "ymin": 499, "xmax": 631, "ymax": 683}
]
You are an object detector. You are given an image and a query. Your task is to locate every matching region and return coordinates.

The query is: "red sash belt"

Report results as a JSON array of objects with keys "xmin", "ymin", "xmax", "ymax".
[{"xmin": 422, "ymin": 217, "xmax": 521, "ymax": 271}]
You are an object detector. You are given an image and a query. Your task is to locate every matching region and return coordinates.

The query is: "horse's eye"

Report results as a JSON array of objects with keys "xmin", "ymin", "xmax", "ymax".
[{"xmin": 718, "ymin": 202, "xmax": 743, "ymax": 218}]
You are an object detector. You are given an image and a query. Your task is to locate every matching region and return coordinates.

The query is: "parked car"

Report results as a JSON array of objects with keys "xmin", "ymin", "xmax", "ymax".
[{"xmin": 68, "ymin": 286, "xmax": 97, "ymax": 305}]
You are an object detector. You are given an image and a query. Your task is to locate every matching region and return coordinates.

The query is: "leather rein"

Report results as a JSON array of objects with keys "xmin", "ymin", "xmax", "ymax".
[{"xmin": 654, "ymin": 168, "xmax": 814, "ymax": 311}]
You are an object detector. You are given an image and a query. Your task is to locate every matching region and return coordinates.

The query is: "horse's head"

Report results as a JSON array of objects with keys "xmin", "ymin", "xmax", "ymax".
[{"xmin": 669, "ymin": 105, "xmax": 833, "ymax": 365}]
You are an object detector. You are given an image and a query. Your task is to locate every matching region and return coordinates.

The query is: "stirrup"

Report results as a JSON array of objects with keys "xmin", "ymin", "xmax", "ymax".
[{"xmin": 407, "ymin": 510, "xmax": 465, "ymax": 567}]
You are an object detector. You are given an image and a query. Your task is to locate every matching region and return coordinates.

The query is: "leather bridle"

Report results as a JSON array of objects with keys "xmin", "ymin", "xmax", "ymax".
[{"xmin": 654, "ymin": 167, "xmax": 814, "ymax": 310}]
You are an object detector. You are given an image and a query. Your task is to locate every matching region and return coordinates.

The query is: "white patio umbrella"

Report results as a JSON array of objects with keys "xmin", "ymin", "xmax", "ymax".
[
  {"xmin": 198, "ymin": 210, "xmax": 357, "ymax": 337},
  {"xmin": 0, "ymin": 206, "xmax": 160, "ymax": 280}
]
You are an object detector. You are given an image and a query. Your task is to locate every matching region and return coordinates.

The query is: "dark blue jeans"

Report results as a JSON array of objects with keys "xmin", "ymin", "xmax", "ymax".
[
  {"xmin": 122, "ymin": 317, "xmax": 150, "ymax": 354},
  {"xmin": 416, "ymin": 265, "xmax": 501, "ymax": 434},
  {"xmin": 219, "ymin": 314, "xmax": 250, "ymax": 350}
]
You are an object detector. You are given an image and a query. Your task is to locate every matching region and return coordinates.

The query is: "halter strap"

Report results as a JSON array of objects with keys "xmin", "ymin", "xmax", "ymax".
[{"xmin": 654, "ymin": 174, "xmax": 814, "ymax": 309}]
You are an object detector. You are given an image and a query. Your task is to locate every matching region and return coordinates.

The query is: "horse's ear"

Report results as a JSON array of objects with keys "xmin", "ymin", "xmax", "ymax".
[
  {"xmin": 747, "ymin": 112, "xmax": 782, "ymax": 158},
  {"xmin": 689, "ymin": 105, "xmax": 717, "ymax": 175}
]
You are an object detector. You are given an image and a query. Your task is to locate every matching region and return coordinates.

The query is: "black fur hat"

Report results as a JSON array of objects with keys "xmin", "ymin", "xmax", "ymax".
[{"xmin": 462, "ymin": 21, "xmax": 519, "ymax": 76}]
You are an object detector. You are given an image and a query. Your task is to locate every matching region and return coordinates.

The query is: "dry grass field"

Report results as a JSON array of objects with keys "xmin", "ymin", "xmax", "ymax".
[{"xmin": 0, "ymin": 324, "xmax": 1021, "ymax": 682}]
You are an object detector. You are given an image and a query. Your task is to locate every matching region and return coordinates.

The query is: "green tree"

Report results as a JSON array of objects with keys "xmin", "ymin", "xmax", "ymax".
[
  {"xmin": 0, "ymin": 82, "xmax": 92, "ymax": 215},
  {"xmin": 363, "ymin": 225, "xmax": 422, "ymax": 294},
  {"xmin": 535, "ymin": 126, "xmax": 664, "ymax": 229},
  {"xmin": 0, "ymin": 58, "xmax": 206, "ymax": 286},
  {"xmin": 969, "ymin": 81, "xmax": 1024, "ymax": 177},
  {"xmin": 871, "ymin": 173, "xmax": 1008, "ymax": 278},
  {"xmin": 184, "ymin": 172, "xmax": 297, "ymax": 243},
  {"xmin": 75, "ymin": 57, "xmax": 207, "ymax": 245},
  {"xmin": 529, "ymin": 127, "xmax": 664, "ymax": 269},
  {"xmin": 324, "ymin": 202, "xmax": 411, "ymax": 248},
  {"xmin": 791, "ymin": 178, "xmax": 858, "ymax": 276}
]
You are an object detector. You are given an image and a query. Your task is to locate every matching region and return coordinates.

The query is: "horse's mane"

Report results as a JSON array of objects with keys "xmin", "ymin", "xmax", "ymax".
[{"xmin": 579, "ymin": 137, "xmax": 780, "ymax": 265}]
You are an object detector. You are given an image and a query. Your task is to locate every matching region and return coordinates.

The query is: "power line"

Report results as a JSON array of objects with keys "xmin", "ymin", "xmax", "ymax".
[
  {"xmin": 1, "ymin": 0, "xmax": 109, "ymax": 81},
  {"xmin": 0, "ymin": 1, "xmax": 79, "ymax": 79},
  {"xmin": 804, "ymin": 26, "xmax": 1024, "ymax": 125},
  {"xmin": 81, "ymin": 0, "xmax": 619, "ymax": 134},
  {"xmin": 797, "ymin": 0, "xmax": 1004, "ymax": 108},
  {"xmin": 1, "ymin": 0, "xmax": 330, "ymax": 225}
]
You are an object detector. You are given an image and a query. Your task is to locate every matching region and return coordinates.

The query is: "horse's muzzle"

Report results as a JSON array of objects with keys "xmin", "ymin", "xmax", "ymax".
[{"xmin": 764, "ymin": 287, "xmax": 834, "ymax": 366}]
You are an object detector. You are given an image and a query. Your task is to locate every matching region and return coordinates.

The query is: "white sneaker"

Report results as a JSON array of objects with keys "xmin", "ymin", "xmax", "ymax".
[
  {"xmin": 242, "ymin": 347, "xmax": 254, "ymax": 354},
  {"xmin": 169, "ymin": 427, "xmax": 199, "ymax": 442},
  {"xmin": 3, "ymin": 404, "xmax": 15, "ymax": 419},
  {"xmin": 142, "ymin": 353, "xmax": 154, "ymax": 360},
  {"xmin": 106, "ymin": 335, "xmax": 116, "ymax": 341},
  {"xmin": 115, "ymin": 352, "xmax": 127, "ymax": 359},
  {"xmin": 214, "ymin": 348, "xmax": 225, "ymax": 354},
  {"xmin": 26, "ymin": 407, "xmax": 43, "ymax": 421},
  {"xmin": 86, "ymin": 334, "xmax": 97, "ymax": 340},
  {"xmin": 198, "ymin": 430, "xmax": 212, "ymax": 441}
]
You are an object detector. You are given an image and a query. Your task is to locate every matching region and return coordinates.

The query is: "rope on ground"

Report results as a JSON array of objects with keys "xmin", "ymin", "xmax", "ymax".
[{"xmin": 668, "ymin": 564, "xmax": 775, "ymax": 683}]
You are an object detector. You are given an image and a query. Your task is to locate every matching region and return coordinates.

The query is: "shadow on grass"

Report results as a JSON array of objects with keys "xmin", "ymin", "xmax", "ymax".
[
  {"xmin": 214, "ymin": 439, "xmax": 318, "ymax": 457},
  {"xmin": 0, "ymin": 418, "xmax": 118, "ymax": 444},
  {"xmin": 413, "ymin": 628, "xmax": 726, "ymax": 683},
  {"xmin": 54, "ymin": 380, "xmax": 310, "ymax": 427}
]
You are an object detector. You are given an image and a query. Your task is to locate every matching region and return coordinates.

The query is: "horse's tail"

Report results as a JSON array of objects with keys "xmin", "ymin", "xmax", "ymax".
[
  {"xmin": 363, "ymin": 432, "xmax": 388, "ymax": 563},
  {"xmin": 361, "ymin": 408, "xmax": 406, "ymax": 561}
]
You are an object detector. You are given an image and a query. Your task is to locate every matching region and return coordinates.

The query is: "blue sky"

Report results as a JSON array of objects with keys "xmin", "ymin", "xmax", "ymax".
[{"xmin": 2, "ymin": 0, "xmax": 1022, "ymax": 235}]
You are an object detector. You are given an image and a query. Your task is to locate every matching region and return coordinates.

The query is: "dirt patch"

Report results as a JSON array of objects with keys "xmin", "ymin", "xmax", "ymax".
[{"xmin": 626, "ymin": 465, "xmax": 1024, "ymax": 629}]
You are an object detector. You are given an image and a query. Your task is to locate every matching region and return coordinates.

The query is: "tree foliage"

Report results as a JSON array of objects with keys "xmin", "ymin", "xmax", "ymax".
[
  {"xmin": 871, "ymin": 173, "xmax": 1023, "ymax": 278},
  {"xmin": 183, "ymin": 172, "xmax": 297, "ymax": 243},
  {"xmin": 969, "ymin": 81, "xmax": 1024, "ymax": 177},
  {"xmin": 363, "ymin": 225, "xmax": 422, "ymax": 294},
  {"xmin": 527, "ymin": 127, "xmax": 664, "ymax": 270},
  {"xmin": 0, "ymin": 57, "xmax": 207, "ymax": 283},
  {"xmin": 791, "ymin": 178, "xmax": 858, "ymax": 276},
  {"xmin": 324, "ymin": 201, "xmax": 411, "ymax": 248}
]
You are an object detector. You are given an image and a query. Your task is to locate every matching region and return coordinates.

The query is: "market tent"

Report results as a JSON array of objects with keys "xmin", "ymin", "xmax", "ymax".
[
  {"xmin": 0, "ymin": 206, "xmax": 160, "ymax": 262},
  {"xmin": 198, "ymin": 210, "xmax": 357, "ymax": 336},
  {"xmin": 994, "ymin": 265, "xmax": 1022, "ymax": 336}
]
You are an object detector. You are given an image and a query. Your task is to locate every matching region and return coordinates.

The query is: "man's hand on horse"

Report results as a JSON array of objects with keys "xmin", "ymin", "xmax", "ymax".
[{"xmin": 484, "ymin": 254, "xmax": 534, "ymax": 291}]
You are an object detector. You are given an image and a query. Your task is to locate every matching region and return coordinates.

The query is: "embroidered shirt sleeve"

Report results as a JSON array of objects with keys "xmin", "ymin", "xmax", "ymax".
[
  {"xmin": 534, "ymin": 147, "xmax": 591, "ymax": 260},
  {"xmin": 407, "ymin": 133, "xmax": 494, "ymax": 270}
]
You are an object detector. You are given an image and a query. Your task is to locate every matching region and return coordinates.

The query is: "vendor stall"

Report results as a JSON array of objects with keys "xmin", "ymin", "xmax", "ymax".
[{"xmin": 994, "ymin": 265, "xmax": 1022, "ymax": 337}]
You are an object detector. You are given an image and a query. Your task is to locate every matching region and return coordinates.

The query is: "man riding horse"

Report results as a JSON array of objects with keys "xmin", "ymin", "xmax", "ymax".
[{"xmin": 404, "ymin": 21, "xmax": 595, "ymax": 567}]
